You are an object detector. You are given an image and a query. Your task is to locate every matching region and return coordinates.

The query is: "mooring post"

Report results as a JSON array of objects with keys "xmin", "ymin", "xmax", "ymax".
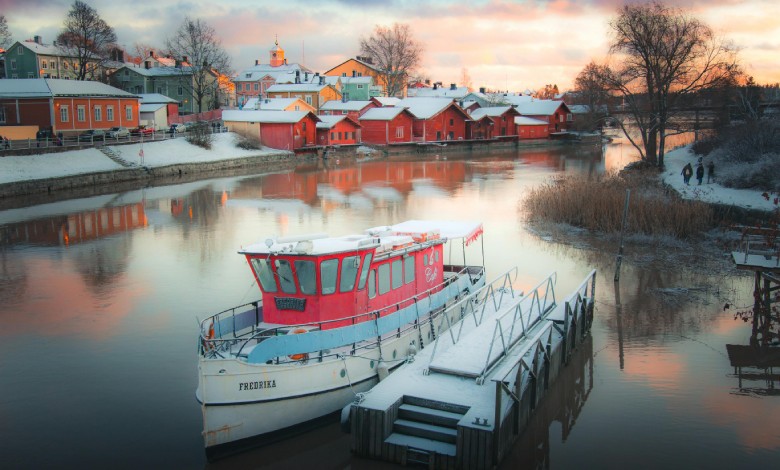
[{"xmin": 614, "ymin": 189, "xmax": 631, "ymax": 282}]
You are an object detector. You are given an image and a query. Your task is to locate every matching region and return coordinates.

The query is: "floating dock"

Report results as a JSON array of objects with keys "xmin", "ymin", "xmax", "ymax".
[{"xmin": 349, "ymin": 269, "xmax": 597, "ymax": 469}]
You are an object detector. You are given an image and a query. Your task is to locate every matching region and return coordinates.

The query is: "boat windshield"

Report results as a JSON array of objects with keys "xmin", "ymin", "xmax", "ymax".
[
  {"xmin": 294, "ymin": 260, "xmax": 316, "ymax": 294},
  {"xmin": 250, "ymin": 258, "xmax": 277, "ymax": 293}
]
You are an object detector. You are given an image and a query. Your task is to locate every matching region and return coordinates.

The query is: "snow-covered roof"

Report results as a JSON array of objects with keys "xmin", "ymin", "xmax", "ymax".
[
  {"xmin": 235, "ymin": 62, "xmax": 312, "ymax": 82},
  {"xmin": 469, "ymin": 106, "xmax": 515, "ymax": 119},
  {"xmin": 359, "ymin": 107, "xmax": 409, "ymax": 121},
  {"xmin": 139, "ymin": 103, "xmax": 166, "ymax": 113},
  {"xmin": 139, "ymin": 93, "xmax": 177, "ymax": 104},
  {"xmin": 316, "ymin": 115, "xmax": 360, "ymax": 129},
  {"xmin": 502, "ymin": 94, "xmax": 534, "ymax": 106},
  {"xmin": 340, "ymin": 76, "xmax": 373, "ymax": 85},
  {"xmin": 242, "ymin": 97, "xmax": 308, "ymax": 111},
  {"xmin": 0, "ymin": 79, "xmax": 136, "ymax": 99},
  {"xmin": 121, "ymin": 65, "xmax": 199, "ymax": 77},
  {"xmin": 266, "ymin": 83, "xmax": 331, "ymax": 93},
  {"xmin": 320, "ymin": 100, "xmax": 372, "ymax": 112},
  {"xmin": 386, "ymin": 220, "xmax": 483, "ymax": 243},
  {"xmin": 396, "ymin": 97, "xmax": 463, "ymax": 120},
  {"xmin": 515, "ymin": 99, "xmax": 566, "ymax": 116},
  {"xmin": 409, "ymin": 86, "xmax": 470, "ymax": 99},
  {"xmin": 514, "ymin": 116, "xmax": 549, "ymax": 126},
  {"xmin": 373, "ymin": 97, "xmax": 400, "ymax": 107},
  {"xmin": 222, "ymin": 110, "xmax": 318, "ymax": 124},
  {"xmin": 301, "ymin": 75, "xmax": 341, "ymax": 87}
]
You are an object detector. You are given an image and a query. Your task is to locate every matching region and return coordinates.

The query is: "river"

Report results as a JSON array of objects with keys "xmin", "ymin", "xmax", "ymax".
[{"xmin": 1, "ymin": 140, "xmax": 777, "ymax": 469}]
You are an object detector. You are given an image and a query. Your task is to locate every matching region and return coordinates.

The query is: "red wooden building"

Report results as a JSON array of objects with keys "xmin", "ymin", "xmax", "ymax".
[
  {"xmin": 469, "ymin": 106, "xmax": 521, "ymax": 137},
  {"xmin": 319, "ymin": 100, "xmax": 375, "ymax": 120},
  {"xmin": 316, "ymin": 115, "xmax": 361, "ymax": 146},
  {"xmin": 467, "ymin": 115, "xmax": 494, "ymax": 140},
  {"xmin": 0, "ymin": 78, "xmax": 140, "ymax": 138},
  {"xmin": 515, "ymin": 100, "xmax": 573, "ymax": 133},
  {"xmin": 515, "ymin": 116, "xmax": 550, "ymax": 139},
  {"xmin": 358, "ymin": 107, "xmax": 415, "ymax": 145},
  {"xmin": 397, "ymin": 98, "xmax": 471, "ymax": 142},
  {"xmin": 222, "ymin": 110, "xmax": 319, "ymax": 150}
]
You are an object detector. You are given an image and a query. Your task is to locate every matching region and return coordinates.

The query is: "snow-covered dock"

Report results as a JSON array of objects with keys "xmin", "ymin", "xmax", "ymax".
[{"xmin": 349, "ymin": 269, "xmax": 597, "ymax": 469}]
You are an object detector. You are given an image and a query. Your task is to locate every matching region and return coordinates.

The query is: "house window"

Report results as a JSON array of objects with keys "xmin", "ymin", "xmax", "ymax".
[
  {"xmin": 449, "ymin": 118, "xmax": 454, "ymax": 125},
  {"xmin": 330, "ymin": 132, "xmax": 335, "ymax": 140},
  {"xmin": 305, "ymin": 96, "xmax": 313, "ymax": 105},
  {"xmin": 254, "ymin": 83, "xmax": 259, "ymax": 91},
  {"xmin": 342, "ymin": 110, "xmax": 347, "ymax": 115},
  {"xmin": 106, "ymin": 106, "xmax": 114, "ymax": 121},
  {"xmin": 341, "ymin": 73, "xmax": 347, "ymax": 77},
  {"xmin": 395, "ymin": 127, "xmax": 403, "ymax": 138},
  {"xmin": 338, "ymin": 132, "xmax": 342, "ymax": 140},
  {"xmin": 302, "ymin": 121, "xmax": 307, "ymax": 131},
  {"xmin": 125, "ymin": 105, "xmax": 132, "ymax": 120},
  {"xmin": 357, "ymin": 72, "xmax": 362, "ymax": 77},
  {"xmin": 77, "ymin": 105, "xmax": 86, "ymax": 122},
  {"xmin": 178, "ymin": 86, "xmax": 183, "ymax": 96},
  {"xmin": 357, "ymin": 84, "xmax": 364, "ymax": 89},
  {"xmin": 94, "ymin": 106, "xmax": 102, "ymax": 121},
  {"xmin": 294, "ymin": 105, "xmax": 300, "ymax": 111},
  {"xmin": 566, "ymin": 113, "xmax": 573, "ymax": 122},
  {"xmin": 60, "ymin": 105, "xmax": 69, "ymax": 122},
  {"xmin": 0, "ymin": 107, "xmax": 6, "ymax": 123},
  {"xmin": 27, "ymin": 72, "xmax": 34, "ymax": 78},
  {"xmin": 245, "ymin": 83, "xmax": 250, "ymax": 91},
  {"xmin": 17, "ymin": 46, "xmax": 23, "ymax": 55},
  {"xmin": 10, "ymin": 59, "xmax": 16, "ymax": 70},
  {"xmin": 157, "ymin": 86, "xmax": 163, "ymax": 94},
  {"xmin": 41, "ymin": 60, "xmax": 47, "ymax": 69}
]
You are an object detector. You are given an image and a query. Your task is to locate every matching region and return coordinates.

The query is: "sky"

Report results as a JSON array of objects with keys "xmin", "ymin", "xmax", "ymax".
[{"xmin": 3, "ymin": 0, "xmax": 779, "ymax": 92}]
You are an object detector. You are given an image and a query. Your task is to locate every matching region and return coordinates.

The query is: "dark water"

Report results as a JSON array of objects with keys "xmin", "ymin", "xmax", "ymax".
[{"xmin": 1, "ymin": 142, "xmax": 777, "ymax": 469}]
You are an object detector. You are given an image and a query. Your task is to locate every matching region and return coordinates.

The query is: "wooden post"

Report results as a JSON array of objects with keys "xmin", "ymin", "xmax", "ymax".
[{"xmin": 614, "ymin": 189, "xmax": 630, "ymax": 282}]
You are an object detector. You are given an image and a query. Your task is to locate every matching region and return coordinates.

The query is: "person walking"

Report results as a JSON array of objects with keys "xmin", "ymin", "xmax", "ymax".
[
  {"xmin": 696, "ymin": 162, "xmax": 704, "ymax": 185},
  {"xmin": 707, "ymin": 161, "xmax": 715, "ymax": 183},
  {"xmin": 682, "ymin": 162, "xmax": 693, "ymax": 185}
]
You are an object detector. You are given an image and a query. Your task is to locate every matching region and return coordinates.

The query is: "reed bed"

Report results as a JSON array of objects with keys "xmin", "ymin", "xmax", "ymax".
[{"xmin": 523, "ymin": 171, "xmax": 714, "ymax": 239}]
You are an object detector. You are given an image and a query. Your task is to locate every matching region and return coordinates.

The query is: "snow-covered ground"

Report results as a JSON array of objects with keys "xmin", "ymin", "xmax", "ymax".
[
  {"xmin": 0, "ymin": 133, "xmax": 289, "ymax": 185},
  {"xmin": 660, "ymin": 146, "xmax": 777, "ymax": 212}
]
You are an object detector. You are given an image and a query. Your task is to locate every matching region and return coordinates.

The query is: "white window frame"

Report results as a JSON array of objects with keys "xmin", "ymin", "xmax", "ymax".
[
  {"xmin": 94, "ymin": 106, "xmax": 102, "ymax": 122},
  {"xmin": 125, "ymin": 105, "xmax": 132, "ymax": 120},
  {"xmin": 305, "ymin": 96, "xmax": 312, "ymax": 105},
  {"xmin": 395, "ymin": 127, "xmax": 403, "ymax": 138},
  {"xmin": 106, "ymin": 105, "xmax": 114, "ymax": 121},
  {"xmin": 60, "ymin": 105, "xmax": 69, "ymax": 122},
  {"xmin": 77, "ymin": 105, "xmax": 86, "ymax": 122}
]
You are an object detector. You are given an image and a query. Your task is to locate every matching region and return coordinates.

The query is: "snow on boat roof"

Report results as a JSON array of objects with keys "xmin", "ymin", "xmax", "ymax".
[{"xmin": 388, "ymin": 220, "xmax": 482, "ymax": 242}]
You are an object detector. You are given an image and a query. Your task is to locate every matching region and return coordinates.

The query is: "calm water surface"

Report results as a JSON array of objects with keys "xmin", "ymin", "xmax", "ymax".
[{"xmin": 1, "ymin": 141, "xmax": 776, "ymax": 469}]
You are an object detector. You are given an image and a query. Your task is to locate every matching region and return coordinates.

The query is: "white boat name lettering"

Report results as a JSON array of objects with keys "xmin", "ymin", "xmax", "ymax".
[{"xmin": 239, "ymin": 380, "xmax": 277, "ymax": 391}]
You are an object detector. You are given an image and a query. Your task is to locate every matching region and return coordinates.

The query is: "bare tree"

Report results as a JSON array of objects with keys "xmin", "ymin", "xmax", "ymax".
[
  {"xmin": 130, "ymin": 42, "xmax": 159, "ymax": 64},
  {"xmin": 165, "ymin": 17, "xmax": 232, "ymax": 113},
  {"xmin": 573, "ymin": 61, "xmax": 611, "ymax": 130},
  {"xmin": 460, "ymin": 67, "xmax": 474, "ymax": 92},
  {"xmin": 360, "ymin": 23, "xmax": 422, "ymax": 98},
  {"xmin": 602, "ymin": 1, "xmax": 740, "ymax": 169},
  {"xmin": 536, "ymin": 84, "xmax": 559, "ymax": 100},
  {"xmin": 0, "ymin": 15, "xmax": 12, "ymax": 50},
  {"xmin": 56, "ymin": 1, "xmax": 117, "ymax": 81}
]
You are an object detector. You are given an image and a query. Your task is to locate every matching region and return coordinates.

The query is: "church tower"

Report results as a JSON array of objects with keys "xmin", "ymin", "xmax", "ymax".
[{"xmin": 269, "ymin": 36, "xmax": 285, "ymax": 67}]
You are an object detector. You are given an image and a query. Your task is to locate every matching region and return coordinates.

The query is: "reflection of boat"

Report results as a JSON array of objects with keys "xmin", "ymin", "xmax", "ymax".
[{"xmin": 196, "ymin": 220, "xmax": 486, "ymax": 459}]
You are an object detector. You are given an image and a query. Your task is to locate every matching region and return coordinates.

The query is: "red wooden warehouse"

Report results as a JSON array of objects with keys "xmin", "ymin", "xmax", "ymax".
[
  {"xmin": 515, "ymin": 116, "xmax": 550, "ymax": 139},
  {"xmin": 358, "ymin": 107, "xmax": 415, "ymax": 145},
  {"xmin": 515, "ymin": 100, "xmax": 573, "ymax": 134},
  {"xmin": 397, "ymin": 98, "xmax": 471, "ymax": 142},
  {"xmin": 468, "ymin": 106, "xmax": 521, "ymax": 137},
  {"xmin": 222, "ymin": 110, "xmax": 320, "ymax": 150},
  {"xmin": 316, "ymin": 115, "xmax": 361, "ymax": 146}
]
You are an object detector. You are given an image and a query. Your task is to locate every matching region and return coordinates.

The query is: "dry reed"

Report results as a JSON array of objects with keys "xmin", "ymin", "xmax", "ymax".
[{"xmin": 523, "ymin": 170, "xmax": 714, "ymax": 239}]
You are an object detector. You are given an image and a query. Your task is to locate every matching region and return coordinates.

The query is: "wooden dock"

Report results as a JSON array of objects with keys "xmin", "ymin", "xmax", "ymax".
[{"xmin": 349, "ymin": 269, "xmax": 596, "ymax": 469}]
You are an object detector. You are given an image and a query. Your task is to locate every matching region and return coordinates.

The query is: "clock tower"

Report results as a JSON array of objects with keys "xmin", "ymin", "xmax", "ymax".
[{"xmin": 269, "ymin": 37, "xmax": 285, "ymax": 67}]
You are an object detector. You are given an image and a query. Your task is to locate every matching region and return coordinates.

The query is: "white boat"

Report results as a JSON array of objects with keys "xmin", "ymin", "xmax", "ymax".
[{"xmin": 196, "ymin": 220, "xmax": 486, "ymax": 459}]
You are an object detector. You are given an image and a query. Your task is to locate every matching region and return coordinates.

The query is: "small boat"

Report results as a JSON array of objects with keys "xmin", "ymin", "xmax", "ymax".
[{"xmin": 196, "ymin": 220, "xmax": 486, "ymax": 459}]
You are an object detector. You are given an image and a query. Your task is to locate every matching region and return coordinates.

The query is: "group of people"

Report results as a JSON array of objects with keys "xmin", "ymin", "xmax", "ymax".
[{"xmin": 681, "ymin": 158, "xmax": 714, "ymax": 185}]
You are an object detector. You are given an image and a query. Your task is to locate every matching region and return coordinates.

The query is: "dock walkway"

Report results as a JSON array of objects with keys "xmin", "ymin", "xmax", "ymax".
[{"xmin": 350, "ymin": 269, "xmax": 596, "ymax": 469}]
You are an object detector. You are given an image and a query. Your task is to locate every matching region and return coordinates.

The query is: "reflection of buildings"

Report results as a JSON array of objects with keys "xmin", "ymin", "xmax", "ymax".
[{"xmin": 0, "ymin": 202, "xmax": 147, "ymax": 247}]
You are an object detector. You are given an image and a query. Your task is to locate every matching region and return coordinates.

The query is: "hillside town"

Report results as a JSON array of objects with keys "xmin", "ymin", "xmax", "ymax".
[{"xmin": 0, "ymin": 35, "xmax": 576, "ymax": 152}]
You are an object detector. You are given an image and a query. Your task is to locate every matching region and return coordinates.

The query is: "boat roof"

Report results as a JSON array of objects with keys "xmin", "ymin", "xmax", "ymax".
[{"xmin": 239, "ymin": 220, "xmax": 483, "ymax": 256}]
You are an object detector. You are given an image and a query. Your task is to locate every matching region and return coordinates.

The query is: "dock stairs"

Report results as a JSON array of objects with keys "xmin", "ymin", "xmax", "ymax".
[
  {"xmin": 385, "ymin": 396, "xmax": 468, "ymax": 463},
  {"xmin": 99, "ymin": 146, "xmax": 136, "ymax": 168}
]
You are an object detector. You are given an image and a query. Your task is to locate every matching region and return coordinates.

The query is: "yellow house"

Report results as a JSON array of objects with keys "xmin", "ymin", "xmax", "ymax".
[
  {"xmin": 265, "ymin": 82, "xmax": 341, "ymax": 113},
  {"xmin": 325, "ymin": 56, "xmax": 403, "ymax": 97},
  {"xmin": 241, "ymin": 97, "xmax": 315, "ymax": 113}
]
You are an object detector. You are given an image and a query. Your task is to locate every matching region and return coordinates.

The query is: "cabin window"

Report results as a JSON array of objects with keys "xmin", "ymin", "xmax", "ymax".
[
  {"xmin": 368, "ymin": 270, "xmax": 376, "ymax": 298},
  {"xmin": 404, "ymin": 255, "xmax": 415, "ymax": 284},
  {"xmin": 435, "ymin": 251, "xmax": 440, "ymax": 263},
  {"xmin": 275, "ymin": 259, "xmax": 297, "ymax": 294},
  {"xmin": 392, "ymin": 259, "xmax": 403, "ymax": 289},
  {"xmin": 294, "ymin": 260, "xmax": 316, "ymax": 295},
  {"xmin": 424, "ymin": 254, "xmax": 428, "ymax": 266},
  {"xmin": 340, "ymin": 256, "xmax": 359, "ymax": 292},
  {"xmin": 320, "ymin": 259, "xmax": 339, "ymax": 295},
  {"xmin": 357, "ymin": 253, "xmax": 373, "ymax": 290},
  {"xmin": 250, "ymin": 258, "xmax": 277, "ymax": 293},
  {"xmin": 378, "ymin": 264, "xmax": 391, "ymax": 295}
]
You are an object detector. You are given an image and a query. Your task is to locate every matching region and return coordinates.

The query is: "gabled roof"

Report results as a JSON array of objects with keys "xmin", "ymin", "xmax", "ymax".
[
  {"xmin": 234, "ymin": 63, "xmax": 312, "ymax": 82},
  {"xmin": 14, "ymin": 40, "xmax": 76, "ymax": 59},
  {"xmin": 222, "ymin": 110, "xmax": 320, "ymax": 124},
  {"xmin": 325, "ymin": 57, "xmax": 383, "ymax": 75},
  {"xmin": 469, "ymin": 106, "xmax": 519, "ymax": 119},
  {"xmin": 139, "ymin": 103, "xmax": 166, "ymax": 113},
  {"xmin": 372, "ymin": 96, "xmax": 400, "ymax": 107},
  {"xmin": 396, "ymin": 97, "xmax": 470, "ymax": 120},
  {"xmin": 359, "ymin": 107, "xmax": 412, "ymax": 121},
  {"xmin": 301, "ymin": 75, "xmax": 341, "ymax": 87},
  {"xmin": 515, "ymin": 99, "xmax": 569, "ymax": 116},
  {"xmin": 139, "ymin": 93, "xmax": 177, "ymax": 104},
  {"xmin": 514, "ymin": 116, "xmax": 549, "ymax": 126},
  {"xmin": 119, "ymin": 64, "xmax": 200, "ymax": 77},
  {"xmin": 320, "ymin": 100, "xmax": 373, "ymax": 112},
  {"xmin": 0, "ymin": 78, "xmax": 136, "ymax": 99},
  {"xmin": 316, "ymin": 115, "xmax": 361, "ymax": 129},
  {"xmin": 502, "ymin": 94, "xmax": 535, "ymax": 106},
  {"xmin": 242, "ymin": 97, "xmax": 311, "ymax": 111},
  {"xmin": 339, "ymin": 76, "xmax": 373, "ymax": 85}
]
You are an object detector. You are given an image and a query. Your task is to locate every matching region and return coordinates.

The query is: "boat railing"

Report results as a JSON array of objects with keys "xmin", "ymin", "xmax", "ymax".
[
  {"xmin": 424, "ymin": 266, "xmax": 522, "ymax": 366},
  {"xmin": 199, "ymin": 264, "xmax": 485, "ymax": 362}
]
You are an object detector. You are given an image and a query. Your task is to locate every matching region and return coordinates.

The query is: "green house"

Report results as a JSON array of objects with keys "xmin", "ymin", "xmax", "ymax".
[
  {"xmin": 3, "ymin": 37, "xmax": 97, "ymax": 80},
  {"xmin": 339, "ymin": 76, "xmax": 382, "ymax": 101},
  {"xmin": 111, "ymin": 64, "xmax": 219, "ymax": 115}
]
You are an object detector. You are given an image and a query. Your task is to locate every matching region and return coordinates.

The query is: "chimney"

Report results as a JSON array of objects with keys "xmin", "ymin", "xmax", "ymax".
[
  {"xmin": 433, "ymin": 83, "xmax": 438, "ymax": 90},
  {"xmin": 319, "ymin": 75, "xmax": 325, "ymax": 85},
  {"xmin": 450, "ymin": 83, "xmax": 456, "ymax": 90},
  {"xmin": 144, "ymin": 61, "xmax": 151, "ymax": 70},
  {"xmin": 255, "ymin": 59, "xmax": 259, "ymax": 66},
  {"xmin": 284, "ymin": 58, "xmax": 287, "ymax": 65},
  {"xmin": 34, "ymin": 35, "xmax": 41, "ymax": 44},
  {"xmin": 149, "ymin": 50, "xmax": 155, "ymax": 58},
  {"xmin": 182, "ymin": 55, "xmax": 189, "ymax": 64},
  {"xmin": 479, "ymin": 87, "xmax": 486, "ymax": 94},
  {"xmin": 425, "ymin": 79, "xmax": 431, "ymax": 85},
  {"xmin": 315, "ymin": 72, "xmax": 319, "ymax": 77}
]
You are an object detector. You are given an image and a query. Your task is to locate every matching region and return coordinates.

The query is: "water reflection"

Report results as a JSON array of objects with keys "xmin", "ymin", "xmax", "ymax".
[{"xmin": 0, "ymin": 143, "xmax": 777, "ymax": 468}]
